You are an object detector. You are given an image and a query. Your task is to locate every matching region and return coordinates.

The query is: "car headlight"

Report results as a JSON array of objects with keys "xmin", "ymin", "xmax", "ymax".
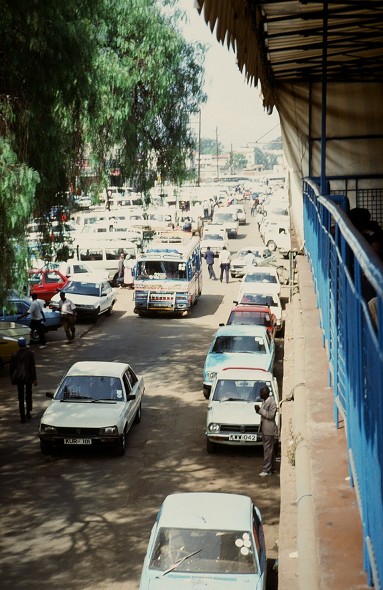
[
  {"xmin": 40, "ymin": 424, "xmax": 57, "ymax": 434},
  {"xmin": 100, "ymin": 426, "xmax": 118, "ymax": 435},
  {"xmin": 208, "ymin": 423, "xmax": 220, "ymax": 432},
  {"xmin": 207, "ymin": 371, "xmax": 217, "ymax": 380}
]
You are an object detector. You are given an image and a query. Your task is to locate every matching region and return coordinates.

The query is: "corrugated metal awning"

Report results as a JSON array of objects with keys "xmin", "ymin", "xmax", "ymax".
[{"xmin": 196, "ymin": 1, "xmax": 383, "ymax": 111}]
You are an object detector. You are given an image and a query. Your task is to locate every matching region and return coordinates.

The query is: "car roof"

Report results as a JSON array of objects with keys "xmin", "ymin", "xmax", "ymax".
[
  {"xmin": 215, "ymin": 324, "xmax": 268, "ymax": 337},
  {"xmin": 230, "ymin": 305, "xmax": 271, "ymax": 313},
  {"xmin": 65, "ymin": 361, "xmax": 130, "ymax": 378},
  {"xmin": 216, "ymin": 367, "xmax": 273, "ymax": 382},
  {"xmin": 158, "ymin": 493, "xmax": 253, "ymax": 531}
]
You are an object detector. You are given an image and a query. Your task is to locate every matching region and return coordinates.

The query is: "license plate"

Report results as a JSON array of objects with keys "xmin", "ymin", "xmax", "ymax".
[
  {"xmin": 64, "ymin": 438, "xmax": 92, "ymax": 445},
  {"xmin": 229, "ymin": 434, "xmax": 258, "ymax": 442}
]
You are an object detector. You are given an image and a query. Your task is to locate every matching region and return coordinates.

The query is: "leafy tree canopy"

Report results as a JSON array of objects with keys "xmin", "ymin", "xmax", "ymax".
[
  {"xmin": 0, "ymin": 0, "xmax": 206, "ymax": 299},
  {"xmin": 200, "ymin": 137, "xmax": 225, "ymax": 155}
]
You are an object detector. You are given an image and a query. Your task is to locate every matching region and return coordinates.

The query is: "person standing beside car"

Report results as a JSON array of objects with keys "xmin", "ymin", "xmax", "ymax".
[
  {"xmin": 254, "ymin": 385, "xmax": 278, "ymax": 477},
  {"xmin": 19, "ymin": 292, "xmax": 47, "ymax": 349},
  {"xmin": 10, "ymin": 337, "xmax": 37, "ymax": 423},
  {"xmin": 218, "ymin": 246, "xmax": 231, "ymax": 283},
  {"xmin": 59, "ymin": 291, "xmax": 77, "ymax": 343}
]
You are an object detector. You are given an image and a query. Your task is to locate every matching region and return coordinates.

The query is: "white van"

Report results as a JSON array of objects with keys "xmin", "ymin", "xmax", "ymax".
[
  {"xmin": 212, "ymin": 207, "xmax": 239, "ymax": 238},
  {"xmin": 72, "ymin": 238, "xmax": 137, "ymax": 282}
]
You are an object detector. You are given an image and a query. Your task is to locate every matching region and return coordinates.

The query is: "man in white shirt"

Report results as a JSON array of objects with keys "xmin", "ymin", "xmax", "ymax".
[
  {"xmin": 218, "ymin": 246, "xmax": 231, "ymax": 283},
  {"xmin": 244, "ymin": 249, "xmax": 257, "ymax": 270},
  {"xmin": 19, "ymin": 293, "xmax": 47, "ymax": 348},
  {"xmin": 59, "ymin": 292, "xmax": 77, "ymax": 343}
]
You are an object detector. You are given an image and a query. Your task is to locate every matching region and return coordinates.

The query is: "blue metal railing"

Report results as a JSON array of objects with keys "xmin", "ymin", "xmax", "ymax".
[{"xmin": 303, "ymin": 178, "xmax": 383, "ymax": 589}]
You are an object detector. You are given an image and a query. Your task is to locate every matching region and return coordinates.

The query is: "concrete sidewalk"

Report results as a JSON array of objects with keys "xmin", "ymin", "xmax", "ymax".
[{"xmin": 278, "ymin": 254, "xmax": 369, "ymax": 589}]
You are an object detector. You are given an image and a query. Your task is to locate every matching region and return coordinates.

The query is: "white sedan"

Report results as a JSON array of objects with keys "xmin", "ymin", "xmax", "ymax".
[
  {"xmin": 206, "ymin": 367, "xmax": 280, "ymax": 453},
  {"xmin": 139, "ymin": 492, "xmax": 267, "ymax": 590},
  {"xmin": 240, "ymin": 266, "xmax": 282, "ymax": 295},
  {"xmin": 50, "ymin": 279, "xmax": 116, "ymax": 322},
  {"xmin": 39, "ymin": 361, "xmax": 144, "ymax": 456}
]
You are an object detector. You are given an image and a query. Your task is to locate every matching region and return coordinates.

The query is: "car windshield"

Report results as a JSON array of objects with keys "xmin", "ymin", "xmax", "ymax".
[
  {"xmin": 229, "ymin": 311, "xmax": 271, "ymax": 326},
  {"xmin": 240, "ymin": 294, "xmax": 277, "ymax": 307},
  {"xmin": 213, "ymin": 379, "xmax": 273, "ymax": 402},
  {"xmin": 244, "ymin": 273, "xmax": 277, "ymax": 283},
  {"xmin": 136, "ymin": 260, "xmax": 186, "ymax": 280},
  {"xmin": 149, "ymin": 527, "xmax": 257, "ymax": 574},
  {"xmin": 212, "ymin": 335, "xmax": 266, "ymax": 354},
  {"xmin": 55, "ymin": 376, "xmax": 124, "ymax": 401},
  {"xmin": 63, "ymin": 282, "xmax": 100, "ymax": 297},
  {"xmin": 214, "ymin": 213, "xmax": 235, "ymax": 222},
  {"xmin": 204, "ymin": 234, "xmax": 224, "ymax": 241}
]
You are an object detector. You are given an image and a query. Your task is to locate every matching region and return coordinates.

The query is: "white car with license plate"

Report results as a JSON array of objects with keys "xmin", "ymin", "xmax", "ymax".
[
  {"xmin": 39, "ymin": 361, "xmax": 144, "ymax": 456},
  {"xmin": 50, "ymin": 279, "xmax": 116, "ymax": 322},
  {"xmin": 206, "ymin": 367, "xmax": 279, "ymax": 453},
  {"xmin": 139, "ymin": 492, "xmax": 267, "ymax": 590}
]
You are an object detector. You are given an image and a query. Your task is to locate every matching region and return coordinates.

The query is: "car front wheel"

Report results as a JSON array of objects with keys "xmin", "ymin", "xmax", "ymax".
[
  {"xmin": 115, "ymin": 429, "xmax": 126, "ymax": 456},
  {"xmin": 40, "ymin": 440, "xmax": 52, "ymax": 455},
  {"xmin": 267, "ymin": 240, "xmax": 277, "ymax": 251},
  {"xmin": 206, "ymin": 438, "xmax": 216, "ymax": 454},
  {"xmin": 133, "ymin": 402, "xmax": 142, "ymax": 425},
  {"xmin": 203, "ymin": 385, "xmax": 211, "ymax": 399},
  {"xmin": 92, "ymin": 308, "xmax": 100, "ymax": 323}
]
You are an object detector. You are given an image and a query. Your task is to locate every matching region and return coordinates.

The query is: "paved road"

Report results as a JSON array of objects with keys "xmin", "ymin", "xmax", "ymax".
[{"xmin": 0, "ymin": 209, "xmax": 284, "ymax": 590}]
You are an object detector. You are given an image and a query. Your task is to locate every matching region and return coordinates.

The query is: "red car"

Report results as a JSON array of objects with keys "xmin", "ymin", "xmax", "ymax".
[
  {"xmin": 225, "ymin": 304, "xmax": 277, "ymax": 338},
  {"xmin": 28, "ymin": 269, "xmax": 68, "ymax": 303}
]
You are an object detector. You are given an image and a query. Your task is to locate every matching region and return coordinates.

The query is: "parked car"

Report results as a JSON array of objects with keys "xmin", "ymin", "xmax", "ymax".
[
  {"xmin": 240, "ymin": 266, "xmax": 282, "ymax": 296},
  {"xmin": 203, "ymin": 324, "xmax": 275, "ymax": 398},
  {"xmin": 212, "ymin": 208, "xmax": 239, "ymax": 238},
  {"xmin": 58, "ymin": 260, "xmax": 110, "ymax": 282},
  {"xmin": 1, "ymin": 295, "xmax": 61, "ymax": 343},
  {"xmin": 49, "ymin": 279, "xmax": 116, "ymax": 322},
  {"xmin": 28, "ymin": 268, "xmax": 68, "ymax": 303},
  {"xmin": 263, "ymin": 223, "xmax": 291, "ymax": 256},
  {"xmin": 229, "ymin": 204, "xmax": 247, "ymax": 225},
  {"xmin": 39, "ymin": 361, "xmax": 144, "ymax": 455},
  {"xmin": 206, "ymin": 367, "xmax": 280, "ymax": 453},
  {"xmin": 238, "ymin": 289, "xmax": 284, "ymax": 333},
  {"xmin": 200, "ymin": 224, "xmax": 228, "ymax": 256},
  {"xmin": 230, "ymin": 246, "xmax": 276, "ymax": 278},
  {"xmin": 226, "ymin": 304, "xmax": 277, "ymax": 338},
  {"xmin": 139, "ymin": 492, "xmax": 267, "ymax": 590}
]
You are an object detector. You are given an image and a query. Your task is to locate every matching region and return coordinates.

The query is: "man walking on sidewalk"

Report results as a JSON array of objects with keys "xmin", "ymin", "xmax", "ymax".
[
  {"xmin": 10, "ymin": 337, "xmax": 37, "ymax": 423},
  {"xmin": 204, "ymin": 247, "xmax": 217, "ymax": 280},
  {"xmin": 59, "ymin": 291, "xmax": 77, "ymax": 343},
  {"xmin": 218, "ymin": 246, "xmax": 231, "ymax": 283},
  {"xmin": 254, "ymin": 385, "xmax": 278, "ymax": 477}
]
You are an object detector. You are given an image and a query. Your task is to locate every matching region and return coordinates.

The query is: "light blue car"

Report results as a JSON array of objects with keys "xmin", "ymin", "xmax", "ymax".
[
  {"xmin": 203, "ymin": 324, "xmax": 275, "ymax": 398},
  {"xmin": 1, "ymin": 296, "xmax": 61, "ymax": 343},
  {"xmin": 139, "ymin": 492, "xmax": 267, "ymax": 590}
]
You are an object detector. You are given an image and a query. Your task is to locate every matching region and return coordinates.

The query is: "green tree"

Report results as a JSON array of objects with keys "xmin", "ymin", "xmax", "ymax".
[
  {"xmin": 0, "ymin": 0, "xmax": 206, "ymax": 296},
  {"xmin": 200, "ymin": 137, "xmax": 225, "ymax": 155}
]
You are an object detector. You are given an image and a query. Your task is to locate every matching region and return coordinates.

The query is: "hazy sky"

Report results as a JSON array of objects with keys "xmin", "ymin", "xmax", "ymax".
[{"xmin": 177, "ymin": 1, "xmax": 281, "ymax": 151}]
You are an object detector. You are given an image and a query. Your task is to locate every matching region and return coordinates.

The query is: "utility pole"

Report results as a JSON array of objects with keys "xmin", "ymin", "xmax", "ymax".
[
  {"xmin": 230, "ymin": 143, "xmax": 234, "ymax": 174},
  {"xmin": 216, "ymin": 127, "xmax": 219, "ymax": 180}
]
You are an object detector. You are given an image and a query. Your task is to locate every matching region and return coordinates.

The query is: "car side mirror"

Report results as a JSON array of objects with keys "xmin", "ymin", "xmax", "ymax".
[
  {"xmin": 233, "ymin": 300, "xmax": 238, "ymax": 305},
  {"xmin": 219, "ymin": 323, "xmax": 224, "ymax": 327},
  {"xmin": 126, "ymin": 394, "xmax": 136, "ymax": 401},
  {"xmin": 101, "ymin": 292, "xmax": 107, "ymax": 297},
  {"xmin": 46, "ymin": 392, "xmax": 54, "ymax": 399}
]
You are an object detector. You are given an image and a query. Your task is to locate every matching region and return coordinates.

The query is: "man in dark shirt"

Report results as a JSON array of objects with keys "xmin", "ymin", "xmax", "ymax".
[
  {"xmin": 10, "ymin": 337, "xmax": 37, "ymax": 423},
  {"xmin": 204, "ymin": 247, "xmax": 217, "ymax": 280}
]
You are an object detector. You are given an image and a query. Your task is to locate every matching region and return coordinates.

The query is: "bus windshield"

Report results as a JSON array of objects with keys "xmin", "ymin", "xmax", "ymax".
[{"xmin": 136, "ymin": 260, "xmax": 187, "ymax": 280}]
